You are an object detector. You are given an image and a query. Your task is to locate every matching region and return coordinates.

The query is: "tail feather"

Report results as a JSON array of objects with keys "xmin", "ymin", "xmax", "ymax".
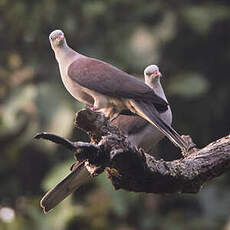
[
  {"xmin": 131, "ymin": 100, "xmax": 188, "ymax": 151},
  {"xmin": 40, "ymin": 161, "xmax": 92, "ymax": 213}
]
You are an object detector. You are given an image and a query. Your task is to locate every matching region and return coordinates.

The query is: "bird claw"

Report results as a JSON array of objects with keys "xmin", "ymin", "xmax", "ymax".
[{"xmin": 181, "ymin": 135, "xmax": 198, "ymax": 156}]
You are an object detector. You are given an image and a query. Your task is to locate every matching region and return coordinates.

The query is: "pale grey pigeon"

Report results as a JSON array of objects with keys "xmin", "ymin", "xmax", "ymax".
[
  {"xmin": 111, "ymin": 65, "xmax": 172, "ymax": 153},
  {"xmin": 49, "ymin": 29, "xmax": 188, "ymax": 151}
]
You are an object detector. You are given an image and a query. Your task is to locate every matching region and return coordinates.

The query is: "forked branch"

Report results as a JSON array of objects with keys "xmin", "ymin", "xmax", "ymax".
[{"xmin": 35, "ymin": 109, "xmax": 230, "ymax": 194}]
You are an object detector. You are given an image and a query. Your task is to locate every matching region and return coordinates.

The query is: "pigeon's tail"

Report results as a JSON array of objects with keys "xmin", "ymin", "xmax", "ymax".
[
  {"xmin": 131, "ymin": 100, "xmax": 188, "ymax": 152},
  {"xmin": 40, "ymin": 161, "xmax": 92, "ymax": 213}
]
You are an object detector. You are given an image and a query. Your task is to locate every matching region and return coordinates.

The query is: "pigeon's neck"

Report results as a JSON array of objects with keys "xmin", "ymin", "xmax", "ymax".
[
  {"xmin": 54, "ymin": 44, "xmax": 81, "ymax": 65},
  {"xmin": 147, "ymin": 77, "xmax": 172, "ymax": 125},
  {"xmin": 147, "ymin": 78, "xmax": 168, "ymax": 102}
]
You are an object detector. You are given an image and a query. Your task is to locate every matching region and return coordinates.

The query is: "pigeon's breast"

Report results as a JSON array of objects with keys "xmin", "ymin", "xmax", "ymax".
[
  {"xmin": 59, "ymin": 62, "xmax": 94, "ymax": 105},
  {"xmin": 58, "ymin": 60, "xmax": 127, "ymax": 118}
]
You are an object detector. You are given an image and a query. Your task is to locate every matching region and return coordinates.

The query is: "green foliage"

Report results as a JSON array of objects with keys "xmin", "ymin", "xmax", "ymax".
[{"xmin": 0, "ymin": 0, "xmax": 230, "ymax": 229}]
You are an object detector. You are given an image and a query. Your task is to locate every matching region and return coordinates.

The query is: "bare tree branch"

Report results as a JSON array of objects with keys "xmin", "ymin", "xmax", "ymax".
[{"xmin": 36, "ymin": 109, "xmax": 230, "ymax": 194}]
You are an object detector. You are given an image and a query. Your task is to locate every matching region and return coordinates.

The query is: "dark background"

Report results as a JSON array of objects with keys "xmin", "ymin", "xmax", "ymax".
[{"xmin": 0, "ymin": 1, "xmax": 230, "ymax": 229}]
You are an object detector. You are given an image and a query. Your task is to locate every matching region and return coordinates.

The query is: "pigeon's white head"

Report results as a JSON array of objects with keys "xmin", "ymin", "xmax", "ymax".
[
  {"xmin": 49, "ymin": 30, "xmax": 66, "ymax": 49},
  {"xmin": 144, "ymin": 65, "xmax": 162, "ymax": 86}
]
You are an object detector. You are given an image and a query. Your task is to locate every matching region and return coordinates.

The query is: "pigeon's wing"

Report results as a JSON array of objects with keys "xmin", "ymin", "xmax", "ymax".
[
  {"xmin": 130, "ymin": 100, "xmax": 188, "ymax": 151},
  {"xmin": 68, "ymin": 57, "xmax": 168, "ymax": 113},
  {"xmin": 68, "ymin": 58, "xmax": 188, "ymax": 151},
  {"xmin": 40, "ymin": 161, "xmax": 91, "ymax": 213}
]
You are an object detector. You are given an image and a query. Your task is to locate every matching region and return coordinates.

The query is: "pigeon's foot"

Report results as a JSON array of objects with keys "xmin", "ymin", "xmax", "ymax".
[{"xmin": 181, "ymin": 135, "xmax": 198, "ymax": 157}]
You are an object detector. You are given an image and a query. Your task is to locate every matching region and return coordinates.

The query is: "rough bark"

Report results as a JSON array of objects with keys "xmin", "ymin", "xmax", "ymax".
[{"xmin": 35, "ymin": 109, "xmax": 230, "ymax": 194}]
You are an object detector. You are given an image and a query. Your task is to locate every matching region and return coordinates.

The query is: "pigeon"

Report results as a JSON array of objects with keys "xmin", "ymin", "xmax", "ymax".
[
  {"xmin": 49, "ymin": 29, "xmax": 188, "ymax": 152},
  {"xmin": 111, "ymin": 65, "xmax": 172, "ymax": 153}
]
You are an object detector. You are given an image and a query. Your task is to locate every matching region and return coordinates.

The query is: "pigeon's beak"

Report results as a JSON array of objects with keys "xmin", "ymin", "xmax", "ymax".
[
  {"xmin": 151, "ymin": 71, "xmax": 162, "ymax": 78},
  {"xmin": 57, "ymin": 34, "xmax": 64, "ymax": 40}
]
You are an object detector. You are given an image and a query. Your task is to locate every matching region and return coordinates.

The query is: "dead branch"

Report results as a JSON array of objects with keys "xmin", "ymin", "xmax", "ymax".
[{"xmin": 35, "ymin": 109, "xmax": 230, "ymax": 194}]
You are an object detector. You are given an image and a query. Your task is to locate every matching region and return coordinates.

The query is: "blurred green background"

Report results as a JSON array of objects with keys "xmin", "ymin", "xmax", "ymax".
[{"xmin": 0, "ymin": 0, "xmax": 230, "ymax": 229}]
